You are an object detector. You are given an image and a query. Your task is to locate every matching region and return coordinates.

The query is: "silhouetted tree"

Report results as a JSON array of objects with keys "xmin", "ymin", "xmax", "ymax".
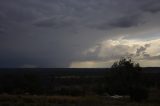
[{"xmin": 105, "ymin": 57, "xmax": 148, "ymax": 102}]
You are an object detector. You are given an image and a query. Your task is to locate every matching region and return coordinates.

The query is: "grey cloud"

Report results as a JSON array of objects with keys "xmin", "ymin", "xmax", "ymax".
[
  {"xmin": 33, "ymin": 16, "xmax": 75, "ymax": 28},
  {"xmin": 0, "ymin": 29, "xmax": 5, "ymax": 34},
  {"xmin": 149, "ymin": 55, "xmax": 160, "ymax": 60},
  {"xmin": 0, "ymin": 2, "xmax": 35, "ymax": 23},
  {"xmin": 140, "ymin": 0, "xmax": 160, "ymax": 13},
  {"xmin": 81, "ymin": 45, "xmax": 102, "ymax": 61},
  {"xmin": 79, "ymin": 42, "xmax": 152, "ymax": 62},
  {"xmin": 136, "ymin": 44, "xmax": 151, "ymax": 56},
  {"xmin": 89, "ymin": 0, "xmax": 160, "ymax": 31},
  {"xmin": 80, "ymin": 44, "xmax": 133, "ymax": 62},
  {"xmin": 143, "ymin": 53, "xmax": 150, "ymax": 59},
  {"xmin": 108, "ymin": 15, "xmax": 142, "ymax": 28},
  {"xmin": 0, "ymin": 23, "xmax": 5, "ymax": 34},
  {"xmin": 90, "ymin": 12, "xmax": 143, "ymax": 30},
  {"xmin": 0, "ymin": 52, "xmax": 40, "ymax": 68},
  {"xmin": 0, "ymin": 0, "xmax": 160, "ymax": 67},
  {"xmin": 143, "ymin": 55, "xmax": 160, "ymax": 60},
  {"xmin": 0, "ymin": 43, "xmax": 74, "ymax": 68}
]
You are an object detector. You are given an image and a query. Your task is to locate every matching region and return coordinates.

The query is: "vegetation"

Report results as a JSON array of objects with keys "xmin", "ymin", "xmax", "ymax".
[
  {"xmin": 0, "ymin": 91, "xmax": 159, "ymax": 106},
  {"xmin": 105, "ymin": 57, "xmax": 148, "ymax": 102},
  {"xmin": 0, "ymin": 58, "xmax": 160, "ymax": 105}
]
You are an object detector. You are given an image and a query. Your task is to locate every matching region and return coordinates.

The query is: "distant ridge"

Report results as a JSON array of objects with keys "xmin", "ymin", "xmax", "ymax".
[
  {"xmin": 0, "ymin": 67, "xmax": 160, "ymax": 73},
  {"xmin": 143, "ymin": 67, "xmax": 160, "ymax": 73}
]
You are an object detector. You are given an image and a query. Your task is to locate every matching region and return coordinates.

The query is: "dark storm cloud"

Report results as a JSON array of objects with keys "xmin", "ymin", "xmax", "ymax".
[
  {"xmin": 0, "ymin": 0, "xmax": 160, "ymax": 67},
  {"xmin": 95, "ymin": 14, "xmax": 142, "ymax": 30},
  {"xmin": 140, "ymin": 0, "xmax": 160, "ymax": 13},
  {"xmin": 33, "ymin": 16, "xmax": 75, "ymax": 28},
  {"xmin": 92, "ymin": 1, "xmax": 158, "ymax": 30},
  {"xmin": 108, "ymin": 15, "xmax": 142, "ymax": 28},
  {"xmin": 0, "ymin": 54, "xmax": 41, "ymax": 68},
  {"xmin": 0, "ymin": 1, "xmax": 36, "ymax": 23},
  {"xmin": 0, "ymin": 27, "xmax": 5, "ymax": 34}
]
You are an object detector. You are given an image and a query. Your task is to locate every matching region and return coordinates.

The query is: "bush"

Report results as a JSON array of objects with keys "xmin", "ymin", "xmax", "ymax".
[{"xmin": 105, "ymin": 57, "xmax": 149, "ymax": 101}]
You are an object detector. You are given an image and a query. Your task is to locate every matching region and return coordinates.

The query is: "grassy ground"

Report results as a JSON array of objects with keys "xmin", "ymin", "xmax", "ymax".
[
  {"xmin": 0, "ymin": 88, "xmax": 159, "ymax": 106},
  {"xmin": 0, "ymin": 95, "xmax": 158, "ymax": 106}
]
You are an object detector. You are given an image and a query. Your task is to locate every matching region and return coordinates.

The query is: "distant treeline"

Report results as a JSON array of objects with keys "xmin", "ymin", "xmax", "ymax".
[{"xmin": 0, "ymin": 68, "xmax": 159, "ymax": 96}]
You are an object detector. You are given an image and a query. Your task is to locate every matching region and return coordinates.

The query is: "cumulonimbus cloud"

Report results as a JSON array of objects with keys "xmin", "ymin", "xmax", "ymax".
[
  {"xmin": 70, "ymin": 37, "xmax": 160, "ymax": 68},
  {"xmin": 0, "ymin": 0, "xmax": 160, "ymax": 68}
]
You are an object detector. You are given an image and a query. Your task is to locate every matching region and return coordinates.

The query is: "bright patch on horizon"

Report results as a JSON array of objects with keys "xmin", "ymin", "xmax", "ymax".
[{"xmin": 70, "ymin": 37, "xmax": 160, "ymax": 68}]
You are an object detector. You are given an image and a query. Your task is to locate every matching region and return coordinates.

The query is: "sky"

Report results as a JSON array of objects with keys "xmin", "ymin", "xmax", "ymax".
[{"xmin": 0, "ymin": 0, "xmax": 160, "ymax": 68}]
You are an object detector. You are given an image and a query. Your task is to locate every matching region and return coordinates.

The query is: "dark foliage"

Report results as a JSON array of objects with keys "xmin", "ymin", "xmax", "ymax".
[{"xmin": 105, "ymin": 57, "xmax": 149, "ymax": 102}]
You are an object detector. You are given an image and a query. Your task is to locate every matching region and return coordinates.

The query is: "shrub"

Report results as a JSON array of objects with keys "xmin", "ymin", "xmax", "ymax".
[{"xmin": 105, "ymin": 57, "xmax": 149, "ymax": 102}]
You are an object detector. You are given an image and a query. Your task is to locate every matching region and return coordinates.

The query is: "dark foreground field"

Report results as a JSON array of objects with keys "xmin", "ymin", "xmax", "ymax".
[
  {"xmin": 0, "ymin": 68, "xmax": 159, "ymax": 106},
  {"xmin": 0, "ymin": 88, "xmax": 159, "ymax": 106}
]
